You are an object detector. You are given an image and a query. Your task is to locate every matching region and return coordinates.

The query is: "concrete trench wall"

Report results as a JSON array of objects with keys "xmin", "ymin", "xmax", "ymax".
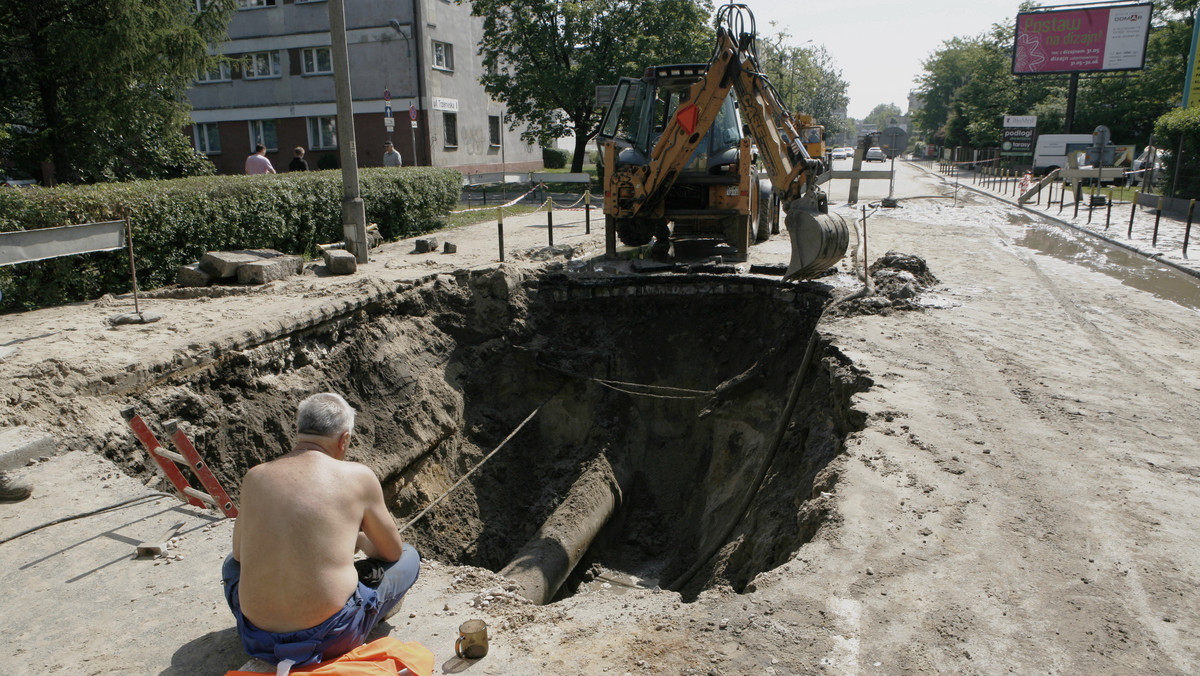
[{"xmin": 107, "ymin": 267, "xmax": 868, "ymax": 601}]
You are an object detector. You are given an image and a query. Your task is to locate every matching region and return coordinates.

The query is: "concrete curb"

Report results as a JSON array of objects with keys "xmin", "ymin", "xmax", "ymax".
[
  {"xmin": 910, "ymin": 161, "xmax": 1200, "ymax": 282},
  {"xmin": 0, "ymin": 426, "xmax": 56, "ymax": 472}
]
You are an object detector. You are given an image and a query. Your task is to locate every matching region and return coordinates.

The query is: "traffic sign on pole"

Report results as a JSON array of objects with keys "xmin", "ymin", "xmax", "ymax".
[
  {"xmin": 383, "ymin": 89, "xmax": 391, "ymax": 102},
  {"xmin": 409, "ymin": 105, "xmax": 418, "ymax": 121},
  {"xmin": 384, "ymin": 104, "xmax": 393, "ymax": 118}
]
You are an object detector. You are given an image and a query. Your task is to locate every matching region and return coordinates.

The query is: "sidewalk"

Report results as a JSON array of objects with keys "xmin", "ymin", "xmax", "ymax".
[{"xmin": 916, "ymin": 160, "xmax": 1200, "ymax": 280}]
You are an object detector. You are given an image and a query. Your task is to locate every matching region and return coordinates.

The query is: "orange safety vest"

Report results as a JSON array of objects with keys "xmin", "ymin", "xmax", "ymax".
[{"xmin": 225, "ymin": 637, "xmax": 434, "ymax": 676}]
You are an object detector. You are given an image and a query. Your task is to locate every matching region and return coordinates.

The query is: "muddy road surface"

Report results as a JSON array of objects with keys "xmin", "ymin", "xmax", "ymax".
[{"xmin": 1, "ymin": 162, "xmax": 1198, "ymax": 675}]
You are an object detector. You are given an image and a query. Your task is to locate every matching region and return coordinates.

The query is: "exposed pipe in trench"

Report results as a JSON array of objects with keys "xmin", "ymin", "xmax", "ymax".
[{"xmin": 499, "ymin": 453, "xmax": 628, "ymax": 605}]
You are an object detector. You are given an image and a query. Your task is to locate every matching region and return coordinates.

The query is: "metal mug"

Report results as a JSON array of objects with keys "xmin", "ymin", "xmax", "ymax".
[{"xmin": 455, "ymin": 619, "xmax": 488, "ymax": 659}]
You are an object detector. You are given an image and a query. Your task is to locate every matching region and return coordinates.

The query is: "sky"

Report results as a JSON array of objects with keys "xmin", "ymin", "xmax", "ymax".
[{"xmin": 745, "ymin": 0, "xmax": 1033, "ymax": 119}]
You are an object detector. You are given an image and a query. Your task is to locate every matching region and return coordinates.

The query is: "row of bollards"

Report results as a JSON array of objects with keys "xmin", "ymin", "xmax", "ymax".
[{"xmin": 964, "ymin": 164, "xmax": 1194, "ymax": 260}]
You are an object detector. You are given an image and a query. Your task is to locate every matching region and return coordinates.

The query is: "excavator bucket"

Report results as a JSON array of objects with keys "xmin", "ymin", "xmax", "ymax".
[{"xmin": 783, "ymin": 199, "xmax": 850, "ymax": 280}]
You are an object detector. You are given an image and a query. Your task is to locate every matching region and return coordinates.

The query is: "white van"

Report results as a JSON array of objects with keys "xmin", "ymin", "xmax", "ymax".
[{"xmin": 1033, "ymin": 134, "xmax": 1093, "ymax": 174}]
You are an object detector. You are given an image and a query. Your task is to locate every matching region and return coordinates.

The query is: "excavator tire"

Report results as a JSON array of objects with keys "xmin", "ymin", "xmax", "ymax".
[{"xmin": 755, "ymin": 183, "xmax": 776, "ymax": 242}]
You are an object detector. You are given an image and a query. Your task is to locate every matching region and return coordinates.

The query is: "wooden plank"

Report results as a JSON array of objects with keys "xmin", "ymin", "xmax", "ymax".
[{"xmin": 0, "ymin": 220, "xmax": 126, "ymax": 267}]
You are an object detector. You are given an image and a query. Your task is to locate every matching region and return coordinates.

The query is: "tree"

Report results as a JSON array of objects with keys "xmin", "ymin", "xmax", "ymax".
[
  {"xmin": 913, "ymin": 1, "xmax": 1196, "ymax": 150},
  {"xmin": 0, "ymin": 0, "xmax": 234, "ymax": 184},
  {"xmin": 863, "ymin": 103, "xmax": 902, "ymax": 130},
  {"xmin": 471, "ymin": 0, "xmax": 714, "ymax": 173},
  {"xmin": 756, "ymin": 27, "xmax": 850, "ymax": 140}
]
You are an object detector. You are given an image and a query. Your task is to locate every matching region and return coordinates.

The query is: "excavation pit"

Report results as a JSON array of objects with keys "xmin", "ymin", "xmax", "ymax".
[{"xmin": 124, "ymin": 268, "xmax": 868, "ymax": 602}]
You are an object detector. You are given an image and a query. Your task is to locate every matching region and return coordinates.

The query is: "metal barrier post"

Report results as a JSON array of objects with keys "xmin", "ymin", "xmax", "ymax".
[
  {"xmin": 1153, "ymin": 196, "xmax": 1163, "ymax": 248},
  {"xmin": 497, "ymin": 207, "xmax": 505, "ymax": 262},
  {"xmin": 585, "ymin": 189, "xmax": 591, "ymax": 234},
  {"xmin": 546, "ymin": 197, "xmax": 554, "ymax": 247},
  {"xmin": 1185, "ymin": 199, "xmax": 1195, "ymax": 259},
  {"xmin": 124, "ymin": 214, "xmax": 141, "ymax": 315},
  {"xmin": 1073, "ymin": 188, "xmax": 1080, "ymax": 218},
  {"xmin": 1129, "ymin": 191, "xmax": 1138, "ymax": 237},
  {"xmin": 1105, "ymin": 187, "xmax": 1113, "ymax": 229}
]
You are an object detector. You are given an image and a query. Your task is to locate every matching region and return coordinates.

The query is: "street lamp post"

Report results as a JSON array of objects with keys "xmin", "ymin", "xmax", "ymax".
[{"xmin": 328, "ymin": 0, "xmax": 368, "ymax": 263}]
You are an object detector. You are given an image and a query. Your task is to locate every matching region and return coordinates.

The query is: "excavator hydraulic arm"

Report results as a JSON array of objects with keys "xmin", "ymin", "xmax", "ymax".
[{"xmin": 601, "ymin": 3, "xmax": 848, "ymax": 280}]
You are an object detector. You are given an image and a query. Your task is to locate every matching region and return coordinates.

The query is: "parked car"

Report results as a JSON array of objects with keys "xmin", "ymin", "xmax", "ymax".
[
  {"xmin": 2, "ymin": 170, "xmax": 36, "ymax": 187},
  {"xmin": 865, "ymin": 147, "xmax": 886, "ymax": 162}
]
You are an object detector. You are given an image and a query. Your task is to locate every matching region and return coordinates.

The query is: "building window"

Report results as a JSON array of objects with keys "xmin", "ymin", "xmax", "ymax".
[
  {"xmin": 443, "ymin": 112, "xmax": 458, "ymax": 148},
  {"xmin": 249, "ymin": 120, "xmax": 278, "ymax": 152},
  {"xmin": 301, "ymin": 47, "xmax": 332, "ymax": 75},
  {"xmin": 194, "ymin": 123, "xmax": 221, "ymax": 155},
  {"xmin": 294, "ymin": 0, "xmax": 325, "ymax": 3},
  {"xmin": 488, "ymin": 115, "xmax": 501, "ymax": 147},
  {"xmin": 245, "ymin": 51, "xmax": 281, "ymax": 79},
  {"xmin": 308, "ymin": 116, "xmax": 337, "ymax": 150},
  {"xmin": 432, "ymin": 41, "xmax": 454, "ymax": 71},
  {"xmin": 237, "ymin": 0, "xmax": 276, "ymax": 9},
  {"xmin": 196, "ymin": 62, "xmax": 231, "ymax": 84}
]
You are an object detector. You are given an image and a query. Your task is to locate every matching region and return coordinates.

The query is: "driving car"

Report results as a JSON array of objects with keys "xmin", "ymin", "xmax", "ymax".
[
  {"xmin": 865, "ymin": 147, "xmax": 886, "ymax": 162},
  {"xmin": 831, "ymin": 148, "xmax": 848, "ymax": 160}
]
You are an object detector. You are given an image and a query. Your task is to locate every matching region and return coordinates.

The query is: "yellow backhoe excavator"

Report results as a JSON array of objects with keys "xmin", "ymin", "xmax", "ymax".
[{"xmin": 596, "ymin": 3, "xmax": 848, "ymax": 280}]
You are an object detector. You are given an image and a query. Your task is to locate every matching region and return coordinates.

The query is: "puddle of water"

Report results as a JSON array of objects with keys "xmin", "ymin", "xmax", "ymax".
[{"xmin": 1016, "ymin": 225, "xmax": 1200, "ymax": 311}]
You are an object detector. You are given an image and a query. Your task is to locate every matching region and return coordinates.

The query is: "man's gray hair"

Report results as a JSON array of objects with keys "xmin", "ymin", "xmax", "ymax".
[{"xmin": 296, "ymin": 392, "xmax": 356, "ymax": 438}]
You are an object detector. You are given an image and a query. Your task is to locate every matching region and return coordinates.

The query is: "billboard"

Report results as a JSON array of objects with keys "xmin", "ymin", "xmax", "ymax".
[
  {"xmin": 1012, "ymin": 3, "xmax": 1152, "ymax": 75},
  {"xmin": 1001, "ymin": 115, "xmax": 1037, "ymax": 157}
]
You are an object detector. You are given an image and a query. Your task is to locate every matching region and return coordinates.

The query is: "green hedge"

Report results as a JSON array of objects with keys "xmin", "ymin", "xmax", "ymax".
[
  {"xmin": 542, "ymin": 147, "xmax": 569, "ymax": 169},
  {"xmin": 1153, "ymin": 107, "xmax": 1200, "ymax": 198},
  {"xmin": 0, "ymin": 167, "xmax": 460, "ymax": 312}
]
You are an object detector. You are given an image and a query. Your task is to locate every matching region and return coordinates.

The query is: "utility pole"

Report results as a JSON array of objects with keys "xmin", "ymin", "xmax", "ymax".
[{"xmin": 328, "ymin": 0, "xmax": 368, "ymax": 263}]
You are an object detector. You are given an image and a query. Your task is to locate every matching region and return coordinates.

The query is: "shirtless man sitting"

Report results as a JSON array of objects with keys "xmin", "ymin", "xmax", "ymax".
[{"xmin": 222, "ymin": 392, "xmax": 420, "ymax": 668}]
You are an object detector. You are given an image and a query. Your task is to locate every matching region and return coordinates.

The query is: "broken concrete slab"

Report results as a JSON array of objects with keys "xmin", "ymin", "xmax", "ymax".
[
  {"xmin": 415, "ymin": 238, "xmax": 439, "ymax": 254},
  {"xmin": 199, "ymin": 250, "xmax": 287, "ymax": 278},
  {"xmin": 0, "ymin": 426, "xmax": 56, "ymax": 472},
  {"xmin": 323, "ymin": 248, "xmax": 357, "ymax": 275},
  {"xmin": 443, "ymin": 242, "xmax": 458, "ymax": 254},
  {"xmin": 175, "ymin": 263, "xmax": 212, "ymax": 287},
  {"xmin": 236, "ymin": 256, "xmax": 303, "ymax": 285}
]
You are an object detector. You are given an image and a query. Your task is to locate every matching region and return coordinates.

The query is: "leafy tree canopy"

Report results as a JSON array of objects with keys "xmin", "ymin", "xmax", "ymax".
[
  {"xmin": 0, "ymin": 0, "xmax": 234, "ymax": 184},
  {"xmin": 756, "ymin": 25, "xmax": 850, "ymax": 139},
  {"xmin": 471, "ymin": 0, "xmax": 715, "ymax": 172}
]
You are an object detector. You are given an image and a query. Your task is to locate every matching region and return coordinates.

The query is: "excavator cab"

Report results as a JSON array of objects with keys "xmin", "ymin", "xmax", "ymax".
[
  {"xmin": 600, "ymin": 65, "xmax": 742, "ymax": 175},
  {"xmin": 598, "ymin": 64, "xmax": 773, "ymax": 254}
]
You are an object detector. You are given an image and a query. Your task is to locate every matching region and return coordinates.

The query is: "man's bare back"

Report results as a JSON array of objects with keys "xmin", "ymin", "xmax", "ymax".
[{"xmin": 233, "ymin": 446, "xmax": 404, "ymax": 633}]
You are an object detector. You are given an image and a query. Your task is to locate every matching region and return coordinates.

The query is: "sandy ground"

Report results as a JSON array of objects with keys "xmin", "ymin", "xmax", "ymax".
[{"xmin": 2, "ymin": 162, "xmax": 1200, "ymax": 675}]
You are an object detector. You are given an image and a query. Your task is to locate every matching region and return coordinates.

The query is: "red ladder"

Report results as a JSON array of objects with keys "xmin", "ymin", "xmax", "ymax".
[{"xmin": 122, "ymin": 408, "xmax": 238, "ymax": 518}]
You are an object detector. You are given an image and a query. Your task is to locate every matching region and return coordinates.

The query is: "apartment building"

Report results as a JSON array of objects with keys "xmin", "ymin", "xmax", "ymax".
[{"xmin": 185, "ymin": 0, "xmax": 542, "ymax": 176}]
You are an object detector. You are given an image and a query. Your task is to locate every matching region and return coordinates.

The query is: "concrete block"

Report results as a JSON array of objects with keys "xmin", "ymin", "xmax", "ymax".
[
  {"xmin": 0, "ymin": 426, "xmax": 56, "ymax": 472},
  {"xmin": 323, "ymin": 248, "xmax": 358, "ymax": 275},
  {"xmin": 199, "ymin": 251, "xmax": 262, "ymax": 278},
  {"xmin": 175, "ymin": 263, "xmax": 212, "ymax": 287},
  {"xmin": 443, "ymin": 242, "xmax": 458, "ymax": 254},
  {"xmin": 236, "ymin": 256, "xmax": 303, "ymax": 285},
  {"xmin": 415, "ymin": 238, "xmax": 438, "ymax": 254}
]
